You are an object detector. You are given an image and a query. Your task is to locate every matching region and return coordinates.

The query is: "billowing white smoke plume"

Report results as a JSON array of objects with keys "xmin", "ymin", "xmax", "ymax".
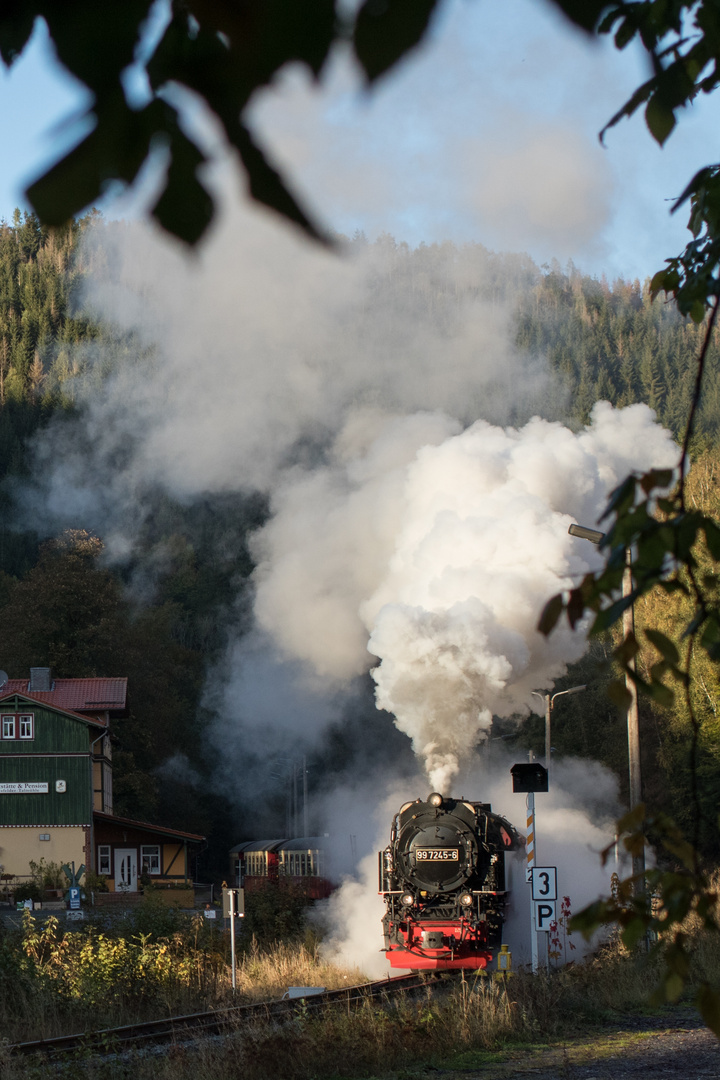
[
  {"xmin": 251, "ymin": 401, "xmax": 677, "ymax": 789},
  {"xmin": 19, "ymin": 200, "xmax": 677, "ymax": 793}
]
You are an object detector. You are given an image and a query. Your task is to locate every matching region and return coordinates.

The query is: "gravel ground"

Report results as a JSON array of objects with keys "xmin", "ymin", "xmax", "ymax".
[{"xmin": 436, "ymin": 1009, "xmax": 719, "ymax": 1079}]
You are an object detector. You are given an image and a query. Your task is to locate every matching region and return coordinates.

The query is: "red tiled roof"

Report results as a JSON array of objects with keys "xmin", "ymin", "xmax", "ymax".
[
  {"xmin": 0, "ymin": 690, "xmax": 108, "ymax": 728},
  {"xmin": 1, "ymin": 678, "xmax": 127, "ymax": 712}
]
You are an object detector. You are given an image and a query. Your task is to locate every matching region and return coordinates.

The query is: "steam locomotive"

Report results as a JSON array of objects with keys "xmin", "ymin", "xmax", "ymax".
[{"xmin": 379, "ymin": 793, "xmax": 523, "ymax": 970}]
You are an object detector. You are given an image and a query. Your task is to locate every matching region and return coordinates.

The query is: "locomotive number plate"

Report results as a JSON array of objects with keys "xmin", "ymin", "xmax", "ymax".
[{"xmin": 416, "ymin": 848, "xmax": 459, "ymax": 861}]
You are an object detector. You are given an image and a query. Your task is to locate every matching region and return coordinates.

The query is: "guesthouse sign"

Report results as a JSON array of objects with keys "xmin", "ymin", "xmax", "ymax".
[{"xmin": 0, "ymin": 782, "xmax": 48, "ymax": 794}]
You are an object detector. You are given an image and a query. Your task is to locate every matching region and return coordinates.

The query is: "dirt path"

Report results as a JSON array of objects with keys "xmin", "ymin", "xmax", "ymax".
[{"xmin": 436, "ymin": 1009, "xmax": 720, "ymax": 1079}]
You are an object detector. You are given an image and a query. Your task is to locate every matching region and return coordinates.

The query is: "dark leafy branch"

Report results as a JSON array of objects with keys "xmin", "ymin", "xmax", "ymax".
[
  {"xmin": 538, "ymin": 293, "xmax": 720, "ymax": 1031},
  {"xmin": 1, "ymin": 0, "xmax": 716, "ymax": 275},
  {"xmin": 571, "ymin": 807, "xmax": 720, "ymax": 1031}
]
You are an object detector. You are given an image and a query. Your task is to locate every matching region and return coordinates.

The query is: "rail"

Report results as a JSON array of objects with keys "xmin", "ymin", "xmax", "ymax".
[{"xmin": 8, "ymin": 970, "xmax": 459, "ymax": 1059}]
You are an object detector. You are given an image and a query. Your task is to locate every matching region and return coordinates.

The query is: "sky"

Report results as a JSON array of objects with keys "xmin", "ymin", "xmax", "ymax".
[{"xmin": 0, "ymin": 0, "xmax": 718, "ymax": 284}]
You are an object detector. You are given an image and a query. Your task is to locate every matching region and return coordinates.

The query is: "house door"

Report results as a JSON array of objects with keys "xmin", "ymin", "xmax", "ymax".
[{"xmin": 115, "ymin": 849, "xmax": 138, "ymax": 892}]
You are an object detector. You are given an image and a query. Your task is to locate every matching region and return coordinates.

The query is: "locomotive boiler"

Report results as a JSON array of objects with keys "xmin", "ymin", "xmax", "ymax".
[{"xmin": 379, "ymin": 792, "xmax": 523, "ymax": 970}]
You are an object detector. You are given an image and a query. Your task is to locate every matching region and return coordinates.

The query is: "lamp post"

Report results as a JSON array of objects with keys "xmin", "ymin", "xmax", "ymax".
[
  {"xmin": 568, "ymin": 523, "xmax": 645, "ymax": 892},
  {"xmin": 271, "ymin": 756, "xmax": 310, "ymax": 838},
  {"xmin": 531, "ymin": 685, "xmax": 587, "ymax": 778}
]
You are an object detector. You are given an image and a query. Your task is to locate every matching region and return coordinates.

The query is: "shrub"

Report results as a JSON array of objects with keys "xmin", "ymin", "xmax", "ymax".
[
  {"xmin": 12, "ymin": 883, "xmax": 41, "ymax": 904},
  {"xmin": 242, "ymin": 882, "xmax": 316, "ymax": 944},
  {"xmin": 84, "ymin": 871, "xmax": 109, "ymax": 893},
  {"xmin": 28, "ymin": 859, "xmax": 69, "ymax": 891}
]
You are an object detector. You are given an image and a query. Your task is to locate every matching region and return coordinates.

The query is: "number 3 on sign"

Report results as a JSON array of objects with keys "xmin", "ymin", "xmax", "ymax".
[{"xmin": 530, "ymin": 866, "xmax": 557, "ymax": 901}]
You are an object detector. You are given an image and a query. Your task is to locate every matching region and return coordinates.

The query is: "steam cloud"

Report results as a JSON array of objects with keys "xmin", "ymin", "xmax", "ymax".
[
  {"xmin": 20, "ymin": 197, "xmax": 677, "ymax": 797},
  {"xmin": 252, "ymin": 402, "xmax": 677, "ymax": 790}
]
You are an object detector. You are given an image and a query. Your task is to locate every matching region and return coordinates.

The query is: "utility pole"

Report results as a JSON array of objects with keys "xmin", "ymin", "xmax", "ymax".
[
  {"xmin": 568, "ymin": 523, "xmax": 645, "ymax": 892},
  {"xmin": 622, "ymin": 547, "xmax": 644, "ymax": 887}
]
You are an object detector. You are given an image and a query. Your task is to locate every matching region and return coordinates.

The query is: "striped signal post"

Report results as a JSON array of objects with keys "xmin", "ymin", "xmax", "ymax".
[
  {"xmin": 511, "ymin": 760, "xmax": 548, "ymax": 975},
  {"xmin": 526, "ymin": 792, "xmax": 536, "ymax": 878},
  {"xmin": 526, "ymin": 791, "xmax": 538, "ymax": 972}
]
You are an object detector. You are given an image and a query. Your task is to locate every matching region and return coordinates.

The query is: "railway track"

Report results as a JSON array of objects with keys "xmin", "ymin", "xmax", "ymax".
[{"xmin": 8, "ymin": 970, "xmax": 459, "ymax": 1059}]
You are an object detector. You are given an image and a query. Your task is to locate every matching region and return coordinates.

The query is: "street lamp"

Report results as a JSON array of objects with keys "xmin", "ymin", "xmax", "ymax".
[
  {"xmin": 568, "ymin": 523, "xmax": 645, "ymax": 891},
  {"xmin": 531, "ymin": 685, "xmax": 587, "ymax": 778}
]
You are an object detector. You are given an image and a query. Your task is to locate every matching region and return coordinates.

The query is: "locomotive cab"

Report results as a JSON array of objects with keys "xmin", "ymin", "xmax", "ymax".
[{"xmin": 379, "ymin": 793, "xmax": 521, "ymax": 971}]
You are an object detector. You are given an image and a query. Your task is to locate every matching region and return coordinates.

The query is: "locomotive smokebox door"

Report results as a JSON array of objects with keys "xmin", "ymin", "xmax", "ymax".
[{"xmin": 511, "ymin": 763, "xmax": 548, "ymax": 793}]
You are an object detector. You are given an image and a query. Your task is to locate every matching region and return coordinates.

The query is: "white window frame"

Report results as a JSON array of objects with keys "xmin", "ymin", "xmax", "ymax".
[
  {"xmin": 140, "ymin": 845, "xmax": 161, "ymax": 875},
  {"xmin": 18, "ymin": 714, "xmax": 33, "ymax": 740},
  {"xmin": 1, "ymin": 715, "xmax": 15, "ymax": 740},
  {"xmin": 98, "ymin": 845, "xmax": 111, "ymax": 876}
]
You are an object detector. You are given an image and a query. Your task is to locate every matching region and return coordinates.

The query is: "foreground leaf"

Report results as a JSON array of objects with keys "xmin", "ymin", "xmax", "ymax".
[{"xmin": 354, "ymin": 0, "xmax": 440, "ymax": 83}]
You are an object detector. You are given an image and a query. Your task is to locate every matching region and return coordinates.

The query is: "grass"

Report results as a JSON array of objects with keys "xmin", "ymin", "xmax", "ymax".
[
  {"xmin": 0, "ymin": 910, "xmax": 365, "ymax": 1045},
  {"xmin": 233, "ymin": 937, "xmax": 367, "ymax": 1000},
  {"xmin": 0, "ymin": 954, "xmax": 702, "ymax": 1080},
  {"xmin": 1, "ymin": 908, "xmax": 719, "ymax": 1079}
]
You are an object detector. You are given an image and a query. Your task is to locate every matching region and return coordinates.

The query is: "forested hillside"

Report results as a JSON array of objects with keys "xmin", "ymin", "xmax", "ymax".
[{"xmin": 1, "ymin": 212, "xmax": 719, "ymax": 872}]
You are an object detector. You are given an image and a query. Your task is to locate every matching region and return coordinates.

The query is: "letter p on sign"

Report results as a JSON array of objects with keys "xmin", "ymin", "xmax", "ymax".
[{"xmin": 534, "ymin": 900, "xmax": 556, "ymax": 931}]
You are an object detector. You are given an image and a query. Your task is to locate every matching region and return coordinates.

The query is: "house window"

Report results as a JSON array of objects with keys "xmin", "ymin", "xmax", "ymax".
[
  {"xmin": 1, "ymin": 713, "xmax": 35, "ymax": 740},
  {"xmin": 140, "ymin": 845, "xmax": 161, "ymax": 875},
  {"xmin": 98, "ymin": 846, "xmax": 111, "ymax": 876}
]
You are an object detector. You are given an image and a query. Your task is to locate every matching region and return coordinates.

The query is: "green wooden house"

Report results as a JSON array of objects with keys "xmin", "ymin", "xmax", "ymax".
[{"xmin": 0, "ymin": 668, "xmax": 203, "ymax": 894}]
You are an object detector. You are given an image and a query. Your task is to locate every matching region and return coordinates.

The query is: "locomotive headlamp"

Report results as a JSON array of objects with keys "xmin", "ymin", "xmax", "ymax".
[
  {"xmin": 459, "ymin": 892, "xmax": 473, "ymax": 907},
  {"xmin": 401, "ymin": 892, "xmax": 415, "ymax": 907},
  {"xmin": 428, "ymin": 793, "xmax": 443, "ymax": 807}
]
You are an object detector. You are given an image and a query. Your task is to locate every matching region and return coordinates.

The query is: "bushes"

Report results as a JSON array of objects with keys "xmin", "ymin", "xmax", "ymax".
[
  {"xmin": 28, "ymin": 858, "xmax": 69, "ymax": 892},
  {"xmin": 11, "ymin": 883, "xmax": 42, "ymax": 904},
  {"xmin": 242, "ymin": 882, "xmax": 316, "ymax": 944},
  {"xmin": 0, "ymin": 909, "xmax": 227, "ymax": 1041}
]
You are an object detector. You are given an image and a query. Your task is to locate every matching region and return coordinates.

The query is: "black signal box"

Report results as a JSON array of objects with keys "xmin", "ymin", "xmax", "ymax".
[{"xmin": 511, "ymin": 763, "xmax": 549, "ymax": 793}]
